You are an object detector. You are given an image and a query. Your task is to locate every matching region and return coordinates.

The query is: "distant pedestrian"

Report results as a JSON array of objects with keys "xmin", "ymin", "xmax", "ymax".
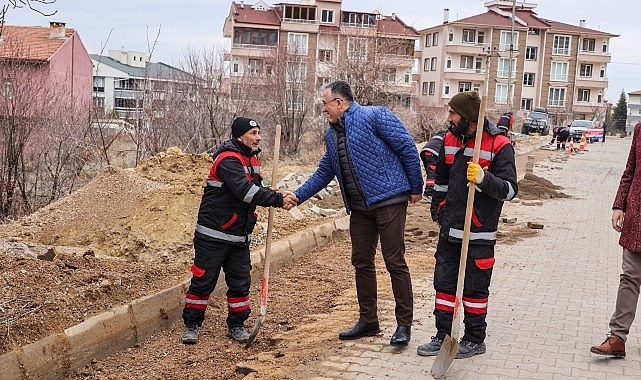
[
  {"xmin": 590, "ymin": 121, "xmax": 641, "ymax": 358},
  {"xmin": 602, "ymin": 123, "xmax": 608, "ymax": 144}
]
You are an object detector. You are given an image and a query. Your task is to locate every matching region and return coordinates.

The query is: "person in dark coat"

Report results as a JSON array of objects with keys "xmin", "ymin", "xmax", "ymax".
[
  {"xmin": 181, "ymin": 117, "xmax": 298, "ymax": 345},
  {"xmin": 294, "ymin": 80, "xmax": 424, "ymax": 347},
  {"xmin": 591, "ymin": 121, "xmax": 641, "ymax": 358},
  {"xmin": 420, "ymin": 130, "xmax": 447, "ymax": 201},
  {"xmin": 556, "ymin": 126, "xmax": 571, "ymax": 150}
]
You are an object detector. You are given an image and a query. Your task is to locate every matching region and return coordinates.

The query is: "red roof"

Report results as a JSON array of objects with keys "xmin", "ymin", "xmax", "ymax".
[
  {"xmin": 231, "ymin": 2, "xmax": 280, "ymax": 26},
  {"xmin": 0, "ymin": 25, "xmax": 75, "ymax": 61},
  {"xmin": 629, "ymin": 90, "xmax": 641, "ymax": 95},
  {"xmin": 377, "ymin": 16, "xmax": 419, "ymax": 37}
]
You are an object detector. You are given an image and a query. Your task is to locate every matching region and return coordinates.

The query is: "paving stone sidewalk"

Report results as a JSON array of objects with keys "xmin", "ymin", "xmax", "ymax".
[{"xmin": 313, "ymin": 137, "xmax": 637, "ymax": 379}]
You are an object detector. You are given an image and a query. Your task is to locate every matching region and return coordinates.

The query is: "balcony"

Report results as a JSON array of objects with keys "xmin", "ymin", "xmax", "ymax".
[
  {"xmin": 443, "ymin": 67, "xmax": 485, "ymax": 81},
  {"xmin": 281, "ymin": 19, "xmax": 318, "ymax": 33},
  {"xmin": 575, "ymin": 77, "xmax": 608, "ymax": 88},
  {"xmin": 578, "ymin": 50, "xmax": 612, "ymax": 64},
  {"xmin": 445, "ymin": 41, "xmax": 489, "ymax": 55}
]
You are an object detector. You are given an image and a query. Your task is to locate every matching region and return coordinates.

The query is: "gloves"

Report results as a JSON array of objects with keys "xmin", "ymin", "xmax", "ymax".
[{"xmin": 467, "ymin": 162, "xmax": 488, "ymax": 184}]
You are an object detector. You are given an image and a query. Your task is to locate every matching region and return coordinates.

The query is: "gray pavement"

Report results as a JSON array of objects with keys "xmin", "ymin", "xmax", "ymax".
[{"xmin": 312, "ymin": 136, "xmax": 637, "ymax": 379}]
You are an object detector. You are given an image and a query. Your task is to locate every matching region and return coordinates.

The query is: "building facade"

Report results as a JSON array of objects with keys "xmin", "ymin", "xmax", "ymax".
[
  {"xmin": 222, "ymin": 0, "xmax": 419, "ymax": 110},
  {"xmin": 628, "ymin": 90, "xmax": 641, "ymax": 133},
  {"xmin": 415, "ymin": 1, "xmax": 618, "ymax": 126},
  {"xmin": 91, "ymin": 50, "xmax": 202, "ymax": 122},
  {"xmin": 0, "ymin": 22, "xmax": 92, "ymax": 114}
]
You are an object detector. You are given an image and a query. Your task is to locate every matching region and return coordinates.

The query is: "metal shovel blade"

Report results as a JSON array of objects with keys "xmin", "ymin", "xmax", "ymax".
[
  {"xmin": 245, "ymin": 313, "xmax": 264, "ymax": 348},
  {"xmin": 430, "ymin": 334, "xmax": 458, "ymax": 379}
]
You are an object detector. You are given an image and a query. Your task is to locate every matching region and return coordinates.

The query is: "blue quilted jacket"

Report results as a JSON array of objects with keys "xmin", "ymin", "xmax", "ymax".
[{"xmin": 295, "ymin": 102, "xmax": 423, "ymax": 212}]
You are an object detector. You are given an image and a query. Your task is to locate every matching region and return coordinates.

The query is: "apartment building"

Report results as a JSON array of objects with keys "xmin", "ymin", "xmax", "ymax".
[
  {"xmin": 91, "ymin": 50, "xmax": 201, "ymax": 121},
  {"xmin": 415, "ymin": 1, "xmax": 618, "ymax": 126},
  {"xmin": 628, "ymin": 90, "xmax": 641, "ymax": 132},
  {"xmin": 222, "ymin": 0, "xmax": 418, "ymax": 110}
]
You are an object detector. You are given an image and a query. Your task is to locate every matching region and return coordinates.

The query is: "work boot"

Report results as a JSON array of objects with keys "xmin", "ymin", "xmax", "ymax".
[
  {"xmin": 417, "ymin": 336, "xmax": 443, "ymax": 356},
  {"xmin": 181, "ymin": 324, "xmax": 200, "ymax": 344},
  {"xmin": 590, "ymin": 334, "xmax": 626, "ymax": 358},
  {"xmin": 455, "ymin": 339, "xmax": 486, "ymax": 359},
  {"xmin": 227, "ymin": 326, "xmax": 250, "ymax": 343},
  {"xmin": 338, "ymin": 321, "xmax": 381, "ymax": 340}
]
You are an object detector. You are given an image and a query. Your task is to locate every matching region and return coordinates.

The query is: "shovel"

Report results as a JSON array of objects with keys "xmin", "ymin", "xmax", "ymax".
[
  {"xmin": 431, "ymin": 95, "xmax": 487, "ymax": 379},
  {"xmin": 245, "ymin": 124, "xmax": 281, "ymax": 349}
]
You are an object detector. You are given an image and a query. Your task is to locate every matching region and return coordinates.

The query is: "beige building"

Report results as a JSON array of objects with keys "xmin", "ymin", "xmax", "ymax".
[
  {"xmin": 222, "ymin": 0, "xmax": 418, "ymax": 110},
  {"xmin": 415, "ymin": 1, "xmax": 618, "ymax": 127}
]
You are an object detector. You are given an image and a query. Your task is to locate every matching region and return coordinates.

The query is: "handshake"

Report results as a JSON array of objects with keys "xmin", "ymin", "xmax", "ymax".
[{"xmin": 270, "ymin": 187, "xmax": 298, "ymax": 210}]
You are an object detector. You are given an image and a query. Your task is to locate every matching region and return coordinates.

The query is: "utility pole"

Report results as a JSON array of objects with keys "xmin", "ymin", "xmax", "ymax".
[{"xmin": 507, "ymin": 0, "xmax": 516, "ymax": 111}]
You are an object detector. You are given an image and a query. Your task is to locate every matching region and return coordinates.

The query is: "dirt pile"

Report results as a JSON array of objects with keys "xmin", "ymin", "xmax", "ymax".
[{"xmin": 517, "ymin": 172, "xmax": 570, "ymax": 200}]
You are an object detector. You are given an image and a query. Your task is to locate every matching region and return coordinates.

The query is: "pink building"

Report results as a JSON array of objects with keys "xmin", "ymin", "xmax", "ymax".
[{"xmin": 0, "ymin": 22, "xmax": 92, "ymax": 115}]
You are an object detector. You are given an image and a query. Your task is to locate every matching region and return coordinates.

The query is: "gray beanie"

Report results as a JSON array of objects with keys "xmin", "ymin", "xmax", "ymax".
[{"xmin": 448, "ymin": 91, "xmax": 481, "ymax": 122}]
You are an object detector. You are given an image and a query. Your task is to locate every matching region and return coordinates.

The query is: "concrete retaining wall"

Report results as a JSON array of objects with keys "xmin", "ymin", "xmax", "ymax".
[{"xmin": 1, "ymin": 215, "xmax": 349, "ymax": 380}]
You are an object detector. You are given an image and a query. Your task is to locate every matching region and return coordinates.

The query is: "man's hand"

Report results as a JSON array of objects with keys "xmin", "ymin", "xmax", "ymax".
[
  {"xmin": 612, "ymin": 209, "xmax": 625, "ymax": 232},
  {"xmin": 467, "ymin": 162, "xmax": 488, "ymax": 184},
  {"xmin": 409, "ymin": 194, "xmax": 422, "ymax": 204},
  {"xmin": 281, "ymin": 191, "xmax": 299, "ymax": 210}
]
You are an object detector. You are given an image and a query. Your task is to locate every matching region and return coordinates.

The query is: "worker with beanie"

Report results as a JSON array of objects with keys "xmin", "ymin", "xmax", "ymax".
[
  {"xmin": 417, "ymin": 91, "xmax": 518, "ymax": 359},
  {"xmin": 181, "ymin": 116, "xmax": 298, "ymax": 345}
]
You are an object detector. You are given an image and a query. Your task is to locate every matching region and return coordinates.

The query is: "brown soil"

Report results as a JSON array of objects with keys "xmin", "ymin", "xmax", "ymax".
[
  {"xmin": 0, "ymin": 139, "xmax": 553, "ymax": 379},
  {"xmin": 517, "ymin": 172, "xmax": 570, "ymax": 200}
]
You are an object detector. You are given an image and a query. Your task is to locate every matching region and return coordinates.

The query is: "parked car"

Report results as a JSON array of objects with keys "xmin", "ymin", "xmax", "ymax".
[
  {"xmin": 521, "ymin": 107, "xmax": 550, "ymax": 136},
  {"xmin": 568, "ymin": 120, "xmax": 599, "ymax": 142}
]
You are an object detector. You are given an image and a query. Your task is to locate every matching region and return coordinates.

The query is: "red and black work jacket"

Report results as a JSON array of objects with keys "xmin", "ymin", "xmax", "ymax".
[
  {"xmin": 430, "ymin": 120, "xmax": 518, "ymax": 245},
  {"xmin": 195, "ymin": 139, "xmax": 284, "ymax": 246}
]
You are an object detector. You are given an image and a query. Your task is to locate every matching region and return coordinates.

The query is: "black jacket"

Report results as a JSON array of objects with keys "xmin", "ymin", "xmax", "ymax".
[{"xmin": 195, "ymin": 139, "xmax": 283, "ymax": 245}]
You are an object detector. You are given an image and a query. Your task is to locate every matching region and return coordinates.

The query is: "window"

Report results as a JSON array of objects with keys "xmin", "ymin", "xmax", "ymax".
[
  {"xmin": 548, "ymin": 87, "xmax": 566, "ymax": 107},
  {"xmin": 422, "ymin": 82, "xmax": 428, "ymax": 95},
  {"xmin": 3, "ymin": 78, "xmax": 12, "ymax": 99},
  {"xmin": 475, "ymin": 57, "xmax": 482, "ymax": 72},
  {"xmin": 319, "ymin": 49, "xmax": 333, "ymax": 62},
  {"xmin": 343, "ymin": 12, "xmax": 375, "ymax": 27},
  {"xmin": 553, "ymin": 35, "xmax": 571, "ymax": 55},
  {"xmin": 499, "ymin": 30, "xmax": 518, "ymax": 51},
  {"xmin": 404, "ymin": 73, "xmax": 410, "ymax": 84},
  {"xmin": 232, "ymin": 60, "xmax": 239, "ymax": 74},
  {"xmin": 286, "ymin": 89, "xmax": 305, "ymax": 110},
  {"xmin": 462, "ymin": 29, "xmax": 475, "ymax": 43},
  {"xmin": 233, "ymin": 28, "xmax": 277, "ymax": 46},
  {"xmin": 347, "ymin": 37, "xmax": 367, "ymax": 59},
  {"xmin": 446, "ymin": 58, "xmax": 452, "ymax": 69},
  {"xmin": 497, "ymin": 58, "xmax": 516, "ymax": 78},
  {"xmin": 288, "ymin": 33, "xmax": 308, "ymax": 55},
  {"xmin": 248, "ymin": 59, "xmax": 262, "ymax": 74},
  {"xmin": 430, "ymin": 57, "xmax": 437, "ymax": 71},
  {"xmin": 448, "ymin": 31, "xmax": 453, "ymax": 42},
  {"xmin": 321, "ymin": 9, "xmax": 334, "ymax": 23},
  {"xmin": 432, "ymin": 32, "xmax": 439, "ymax": 46},
  {"xmin": 93, "ymin": 76, "xmax": 105, "ymax": 92},
  {"xmin": 381, "ymin": 68, "xmax": 396, "ymax": 82},
  {"xmin": 477, "ymin": 31, "xmax": 485, "ymax": 44},
  {"xmin": 460, "ymin": 55, "xmax": 474, "ymax": 70},
  {"xmin": 423, "ymin": 58, "xmax": 430, "ymax": 71},
  {"xmin": 528, "ymin": 28, "xmax": 540, "ymax": 35},
  {"xmin": 495, "ymin": 83, "xmax": 508, "ymax": 104},
  {"xmin": 602, "ymin": 43, "xmax": 608, "ymax": 53},
  {"xmin": 523, "ymin": 72, "xmax": 535, "ymax": 86},
  {"xmin": 93, "ymin": 97, "xmax": 104, "ymax": 109},
  {"xmin": 600, "ymin": 68, "xmax": 605, "ymax": 78},
  {"xmin": 429, "ymin": 82, "xmax": 436, "ymax": 95},
  {"xmin": 582, "ymin": 38, "xmax": 595, "ymax": 52},
  {"xmin": 525, "ymin": 46, "xmax": 537, "ymax": 61},
  {"xmin": 521, "ymin": 98, "xmax": 533, "ymax": 111},
  {"xmin": 286, "ymin": 62, "xmax": 306, "ymax": 83},
  {"xmin": 425, "ymin": 34, "xmax": 431, "ymax": 47},
  {"xmin": 444, "ymin": 85, "xmax": 450, "ymax": 95},
  {"xmin": 550, "ymin": 61, "xmax": 568, "ymax": 81},
  {"xmin": 458, "ymin": 82, "xmax": 471, "ymax": 92},
  {"xmin": 580, "ymin": 64, "xmax": 593, "ymax": 77},
  {"xmin": 577, "ymin": 89, "xmax": 590, "ymax": 102}
]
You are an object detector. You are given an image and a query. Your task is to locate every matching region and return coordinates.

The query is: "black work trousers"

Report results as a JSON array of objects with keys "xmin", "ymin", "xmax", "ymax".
[
  {"xmin": 349, "ymin": 202, "xmax": 413, "ymax": 326},
  {"xmin": 182, "ymin": 233, "xmax": 251, "ymax": 327},
  {"xmin": 433, "ymin": 235, "xmax": 494, "ymax": 343}
]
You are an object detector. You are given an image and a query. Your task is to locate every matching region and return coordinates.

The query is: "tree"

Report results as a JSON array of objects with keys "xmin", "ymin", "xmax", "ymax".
[
  {"xmin": 612, "ymin": 89, "xmax": 628, "ymax": 134},
  {"xmin": 0, "ymin": 0, "xmax": 57, "ymax": 37}
]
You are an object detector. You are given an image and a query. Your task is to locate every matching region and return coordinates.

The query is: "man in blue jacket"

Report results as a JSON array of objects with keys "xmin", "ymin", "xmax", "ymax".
[{"xmin": 294, "ymin": 80, "xmax": 424, "ymax": 346}]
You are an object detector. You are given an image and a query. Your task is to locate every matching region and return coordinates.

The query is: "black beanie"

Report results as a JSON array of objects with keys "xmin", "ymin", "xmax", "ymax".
[
  {"xmin": 231, "ymin": 117, "xmax": 259, "ymax": 138},
  {"xmin": 448, "ymin": 91, "xmax": 481, "ymax": 122}
]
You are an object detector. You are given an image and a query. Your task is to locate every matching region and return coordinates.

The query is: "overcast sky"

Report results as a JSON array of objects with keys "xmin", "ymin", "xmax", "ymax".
[{"xmin": 5, "ymin": 0, "xmax": 640, "ymax": 103}]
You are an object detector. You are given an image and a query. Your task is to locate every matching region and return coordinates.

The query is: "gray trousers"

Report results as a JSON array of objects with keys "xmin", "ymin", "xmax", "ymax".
[
  {"xmin": 349, "ymin": 202, "xmax": 413, "ymax": 326},
  {"xmin": 610, "ymin": 248, "xmax": 641, "ymax": 342}
]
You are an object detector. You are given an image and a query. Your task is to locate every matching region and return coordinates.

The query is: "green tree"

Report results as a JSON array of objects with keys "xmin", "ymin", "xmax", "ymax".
[{"xmin": 612, "ymin": 89, "xmax": 628, "ymax": 133}]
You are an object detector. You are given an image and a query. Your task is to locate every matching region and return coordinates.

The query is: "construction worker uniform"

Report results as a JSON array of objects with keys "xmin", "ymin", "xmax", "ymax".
[
  {"xmin": 182, "ymin": 138, "xmax": 284, "ymax": 329},
  {"xmin": 420, "ymin": 130, "xmax": 446, "ymax": 198},
  {"xmin": 430, "ymin": 121, "xmax": 518, "ymax": 344}
]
